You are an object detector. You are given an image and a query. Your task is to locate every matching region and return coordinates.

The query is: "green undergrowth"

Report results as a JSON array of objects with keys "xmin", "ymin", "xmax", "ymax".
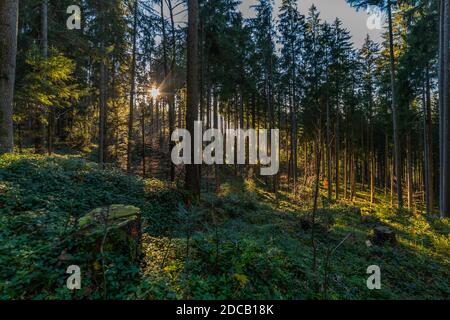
[
  {"xmin": 0, "ymin": 154, "xmax": 448, "ymax": 300},
  {"xmin": 139, "ymin": 173, "xmax": 449, "ymax": 300},
  {"xmin": 0, "ymin": 154, "xmax": 179, "ymax": 299}
]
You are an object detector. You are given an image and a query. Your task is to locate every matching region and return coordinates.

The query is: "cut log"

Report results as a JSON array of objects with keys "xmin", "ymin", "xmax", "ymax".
[
  {"xmin": 300, "ymin": 216, "xmax": 313, "ymax": 230},
  {"xmin": 373, "ymin": 226, "xmax": 396, "ymax": 246},
  {"xmin": 360, "ymin": 215, "xmax": 377, "ymax": 225},
  {"xmin": 77, "ymin": 205, "xmax": 142, "ymax": 261},
  {"xmin": 299, "ymin": 216, "xmax": 322, "ymax": 231},
  {"xmin": 352, "ymin": 207, "xmax": 362, "ymax": 215}
]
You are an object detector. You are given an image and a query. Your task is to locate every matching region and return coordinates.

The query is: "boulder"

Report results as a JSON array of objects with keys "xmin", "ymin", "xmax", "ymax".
[{"xmin": 373, "ymin": 226, "xmax": 396, "ymax": 246}]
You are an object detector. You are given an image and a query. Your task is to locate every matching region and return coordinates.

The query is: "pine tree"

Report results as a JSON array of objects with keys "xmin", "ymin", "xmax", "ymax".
[
  {"xmin": 439, "ymin": 0, "xmax": 449, "ymax": 218},
  {"xmin": 360, "ymin": 36, "xmax": 380, "ymax": 204},
  {"xmin": 346, "ymin": 0, "xmax": 403, "ymax": 209},
  {"xmin": 328, "ymin": 19, "xmax": 353, "ymax": 200},
  {"xmin": 278, "ymin": 0, "xmax": 305, "ymax": 195},
  {"xmin": 186, "ymin": 0, "xmax": 201, "ymax": 199},
  {"xmin": 127, "ymin": 0, "xmax": 139, "ymax": 174}
]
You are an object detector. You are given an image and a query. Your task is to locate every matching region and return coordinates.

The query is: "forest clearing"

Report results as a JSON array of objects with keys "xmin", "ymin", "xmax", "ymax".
[{"xmin": 0, "ymin": 0, "xmax": 449, "ymax": 301}]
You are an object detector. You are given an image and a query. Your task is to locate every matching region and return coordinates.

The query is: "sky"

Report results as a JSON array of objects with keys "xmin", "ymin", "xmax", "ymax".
[{"xmin": 239, "ymin": 0, "xmax": 384, "ymax": 48}]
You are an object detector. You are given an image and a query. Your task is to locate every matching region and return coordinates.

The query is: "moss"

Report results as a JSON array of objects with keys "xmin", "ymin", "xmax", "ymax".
[{"xmin": 79, "ymin": 205, "xmax": 140, "ymax": 228}]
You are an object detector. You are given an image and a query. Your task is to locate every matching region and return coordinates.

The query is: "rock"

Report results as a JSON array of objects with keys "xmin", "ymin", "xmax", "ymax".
[
  {"xmin": 373, "ymin": 226, "xmax": 396, "ymax": 246},
  {"xmin": 77, "ymin": 205, "xmax": 142, "ymax": 261}
]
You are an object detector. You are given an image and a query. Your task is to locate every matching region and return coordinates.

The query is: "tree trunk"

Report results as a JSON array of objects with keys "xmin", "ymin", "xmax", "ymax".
[
  {"xmin": 326, "ymin": 98, "xmax": 332, "ymax": 200},
  {"xmin": 423, "ymin": 68, "xmax": 434, "ymax": 214},
  {"xmin": 0, "ymin": 0, "xmax": 19, "ymax": 154},
  {"xmin": 390, "ymin": 153, "xmax": 394, "ymax": 207},
  {"xmin": 335, "ymin": 115, "xmax": 340, "ymax": 200},
  {"xmin": 168, "ymin": 0, "xmax": 177, "ymax": 182},
  {"xmin": 439, "ymin": 0, "xmax": 450, "ymax": 218},
  {"xmin": 96, "ymin": 1, "xmax": 108, "ymax": 167},
  {"xmin": 127, "ymin": 0, "xmax": 138, "ymax": 174},
  {"xmin": 290, "ymin": 44, "xmax": 298, "ymax": 195},
  {"xmin": 311, "ymin": 124, "xmax": 322, "ymax": 289},
  {"xmin": 406, "ymin": 130, "xmax": 414, "ymax": 210},
  {"xmin": 350, "ymin": 152, "xmax": 356, "ymax": 202},
  {"xmin": 213, "ymin": 88, "xmax": 220, "ymax": 191},
  {"xmin": 141, "ymin": 103, "xmax": 146, "ymax": 177},
  {"xmin": 185, "ymin": 0, "xmax": 201, "ymax": 199},
  {"xmin": 385, "ymin": 134, "xmax": 389, "ymax": 197},
  {"xmin": 344, "ymin": 140, "xmax": 348, "ymax": 199},
  {"xmin": 369, "ymin": 86, "xmax": 375, "ymax": 204},
  {"xmin": 41, "ymin": 0, "xmax": 54, "ymax": 155},
  {"xmin": 34, "ymin": 1, "xmax": 47, "ymax": 154},
  {"xmin": 387, "ymin": 1, "xmax": 403, "ymax": 209},
  {"xmin": 98, "ymin": 50, "xmax": 107, "ymax": 167}
]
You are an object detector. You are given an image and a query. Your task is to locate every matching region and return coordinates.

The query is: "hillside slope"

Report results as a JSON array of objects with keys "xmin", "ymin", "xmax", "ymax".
[{"xmin": 0, "ymin": 155, "xmax": 448, "ymax": 299}]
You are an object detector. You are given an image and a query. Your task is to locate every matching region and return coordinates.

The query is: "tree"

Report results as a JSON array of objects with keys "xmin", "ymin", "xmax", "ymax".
[
  {"xmin": 41, "ymin": 0, "xmax": 52, "ymax": 154},
  {"xmin": 31, "ymin": 0, "xmax": 49, "ymax": 154},
  {"xmin": 185, "ymin": 0, "xmax": 201, "ymax": 199},
  {"xmin": 167, "ymin": 0, "xmax": 179, "ymax": 182},
  {"xmin": 328, "ymin": 19, "xmax": 353, "ymax": 200},
  {"xmin": 278, "ymin": 0, "xmax": 305, "ymax": 195},
  {"xmin": 127, "ymin": 0, "xmax": 139, "ymax": 174},
  {"xmin": 346, "ymin": 0, "xmax": 403, "ymax": 209},
  {"xmin": 360, "ymin": 35, "xmax": 380, "ymax": 204},
  {"xmin": 0, "ymin": 0, "xmax": 19, "ymax": 154},
  {"xmin": 251, "ymin": 0, "xmax": 279, "ymax": 192},
  {"xmin": 94, "ymin": 0, "xmax": 109, "ymax": 167},
  {"xmin": 439, "ymin": 0, "xmax": 449, "ymax": 218},
  {"xmin": 301, "ymin": 5, "xmax": 327, "ymax": 191},
  {"xmin": 386, "ymin": 0, "xmax": 403, "ymax": 209},
  {"xmin": 15, "ymin": 48, "xmax": 82, "ymax": 135}
]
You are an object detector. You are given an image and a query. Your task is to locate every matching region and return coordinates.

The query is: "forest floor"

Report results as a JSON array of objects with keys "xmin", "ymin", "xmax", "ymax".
[{"xmin": 0, "ymin": 153, "xmax": 449, "ymax": 300}]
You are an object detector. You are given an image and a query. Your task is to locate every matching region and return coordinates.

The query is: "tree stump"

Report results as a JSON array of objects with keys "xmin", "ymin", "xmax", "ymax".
[
  {"xmin": 373, "ymin": 226, "xmax": 396, "ymax": 246},
  {"xmin": 360, "ymin": 215, "xmax": 377, "ymax": 225},
  {"xmin": 77, "ymin": 205, "xmax": 142, "ymax": 261},
  {"xmin": 300, "ymin": 216, "xmax": 313, "ymax": 230},
  {"xmin": 299, "ymin": 216, "xmax": 323, "ymax": 231}
]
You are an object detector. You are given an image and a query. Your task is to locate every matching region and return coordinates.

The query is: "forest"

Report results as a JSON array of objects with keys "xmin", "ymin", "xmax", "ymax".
[{"xmin": 0, "ymin": 0, "xmax": 449, "ymax": 300}]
